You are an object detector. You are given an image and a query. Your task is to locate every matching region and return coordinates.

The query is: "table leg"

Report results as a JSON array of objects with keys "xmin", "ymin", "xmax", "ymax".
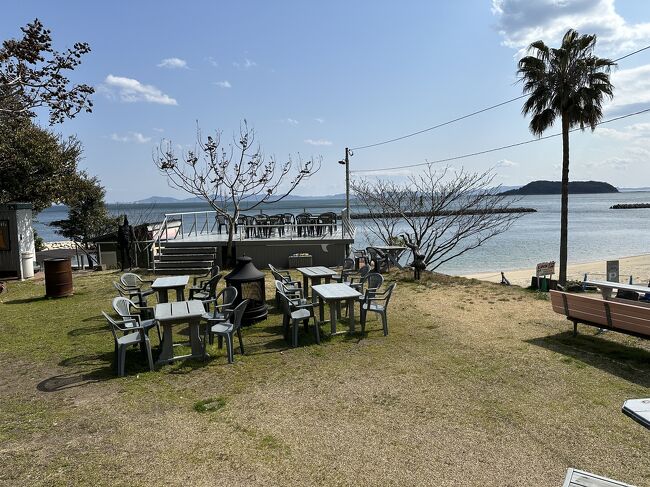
[
  {"xmin": 156, "ymin": 323, "xmax": 174, "ymax": 364},
  {"xmin": 176, "ymin": 287, "xmax": 185, "ymax": 301},
  {"xmin": 311, "ymin": 277, "xmax": 321, "ymax": 304},
  {"xmin": 329, "ymin": 301, "xmax": 337, "ymax": 334},
  {"xmin": 348, "ymin": 299, "xmax": 355, "ymax": 332},
  {"xmin": 318, "ymin": 296, "xmax": 325, "ymax": 324},
  {"xmin": 189, "ymin": 318, "xmax": 203, "ymax": 358},
  {"xmin": 303, "ymin": 275, "xmax": 309, "ymax": 298},
  {"xmin": 157, "ymin": 289, "xmax": 168, "ymax": 303}
]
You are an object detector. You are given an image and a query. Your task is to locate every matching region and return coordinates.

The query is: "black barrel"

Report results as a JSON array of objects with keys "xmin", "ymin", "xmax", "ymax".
[{"xmin": 44, "ymin": 258, "xmax": 73, "ymax": 298}]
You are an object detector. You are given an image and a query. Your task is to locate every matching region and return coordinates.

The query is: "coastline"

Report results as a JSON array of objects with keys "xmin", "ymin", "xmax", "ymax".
[{"xmin": 459, "ymin": 253, "xmax": 650, "ymax": 287}]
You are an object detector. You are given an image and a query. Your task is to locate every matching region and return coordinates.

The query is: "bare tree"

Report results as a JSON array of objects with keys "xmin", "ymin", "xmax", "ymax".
[
  {"xmin": 352, "ymin": 165, "xmax": 523, "ymax": 273},
  {"xmin": 154, "ymin": 122, "xmax": 320, "ymax": 261}
]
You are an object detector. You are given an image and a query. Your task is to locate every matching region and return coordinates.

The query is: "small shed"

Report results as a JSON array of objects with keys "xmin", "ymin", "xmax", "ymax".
[{"xmin": 0, "ymin": 203, "xmax": 36, "ymax": 280}]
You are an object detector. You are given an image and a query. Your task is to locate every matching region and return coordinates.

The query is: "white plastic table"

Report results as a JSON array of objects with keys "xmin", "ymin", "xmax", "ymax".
[
  {"xmin": 584, "ymin": 280, "xmax": 650, "ymax": 300},
  {"xmin": 297, "ymin": 266, "xmax": 338, "ymax": 300},
  {"xmin": 154, "ymin": 300, "xmax": 205, "ymax": 365},
  {"xmin": 312, "ymin": 283, "xmax": 361, "ymax": 334},
  {"xmin": 151, "ymin": 275, "xmax": 189, "ymax": 303},
  {"xmin": 622, "ymin": 398, "xmax": 650, "ymax": 430}
]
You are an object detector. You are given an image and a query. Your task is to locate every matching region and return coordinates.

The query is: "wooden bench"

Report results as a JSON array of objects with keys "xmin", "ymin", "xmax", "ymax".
[
  {"xmin": 550, "ymin": 290, "xmax": 650, "ymax": 339},
  {"xmin": 562, "ymin": 468, "xmax": 636, "ymax": 487}
]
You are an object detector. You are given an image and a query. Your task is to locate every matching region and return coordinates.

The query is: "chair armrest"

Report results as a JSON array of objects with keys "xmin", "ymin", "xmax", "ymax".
[{"xmin": 132, "ymin": 305, "xmax": 154, "ymax": 312}]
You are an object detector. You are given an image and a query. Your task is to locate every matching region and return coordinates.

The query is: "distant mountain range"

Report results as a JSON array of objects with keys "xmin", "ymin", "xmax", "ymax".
[
  {"xmin": 132, "ymin": 193, "xmax": 347, "ymax": 204},
  {"xmin": 501, "ymin": 180, "xmax": 618, "ymax": 195}
]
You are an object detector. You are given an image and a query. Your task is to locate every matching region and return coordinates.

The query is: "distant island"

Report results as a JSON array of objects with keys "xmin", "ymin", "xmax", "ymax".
[{"xmin": 501, "ymin": 180, "xmax": 619, "ymax": 195}]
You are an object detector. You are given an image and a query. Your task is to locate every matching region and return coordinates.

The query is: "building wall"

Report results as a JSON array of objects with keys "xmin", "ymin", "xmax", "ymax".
[
  {"xmin": 0, "ymin": 204, "xmax": 34, "ymax": 279},
  {"xmin": 234, "ymin": 241, "xmax": 347, "ymax": 268}
]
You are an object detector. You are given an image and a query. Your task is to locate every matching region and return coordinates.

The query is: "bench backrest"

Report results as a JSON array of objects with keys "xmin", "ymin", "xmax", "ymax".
[{"xmin": 550, "ymin": 290, "xmax": 650, "ymax": 337}]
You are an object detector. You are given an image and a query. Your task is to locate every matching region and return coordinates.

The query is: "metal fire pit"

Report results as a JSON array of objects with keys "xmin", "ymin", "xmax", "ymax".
[{"xmin": 224, "ymin": 256, "xmax": 268, "ymax": 325}]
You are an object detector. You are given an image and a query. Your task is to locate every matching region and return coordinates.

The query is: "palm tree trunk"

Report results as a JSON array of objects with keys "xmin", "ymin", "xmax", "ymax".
[{"xmin": 559, "ymin": 113, "xmax": 570, "ymax": 286}]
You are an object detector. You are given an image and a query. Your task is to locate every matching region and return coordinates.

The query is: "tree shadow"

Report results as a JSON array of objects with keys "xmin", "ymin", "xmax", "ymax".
[
  {"xmin": 68, "ymin": 322, "xmax": 107, "ymax": 337},
  {"xmin": 526, "ymin": 331, "xmax": 650, "ymax": 388}
]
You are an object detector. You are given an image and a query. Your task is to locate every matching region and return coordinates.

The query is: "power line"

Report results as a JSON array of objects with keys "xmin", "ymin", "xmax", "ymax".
[
  {"xmin": 350, "ymin": 95, "xmax": 527, "ymax": 151},
  {"xmin": 350, "ymin": 107, "xmax": 650, "ymax": 174},
  {"xmin": 350, "ymin": 44, "xmax": 650, "ymax": 152}
]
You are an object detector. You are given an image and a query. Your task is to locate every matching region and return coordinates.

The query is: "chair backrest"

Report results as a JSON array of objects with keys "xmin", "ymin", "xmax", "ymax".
[
  {"xmin": 209, "ymin": 263, "xmax": 221, "ymax": 278},
  {"xmin": 269, "ymin": 265, "xmax": 291, "ymax": 284},
  {"xmin": 274, "ymin": 286, "xmax": 292, "ymax": 317},
  {"xmin": 113, "ymin": 281, "xmax": 129, "ymax": 297},
  {"xmin": 342, "ymin": 258, "xmax": 355, "ymax": 271},
  {"xmin": 365, "ymin": 272, "xmax": 384, "ymax": 292},
  {"xmin": 353, "ymin": 248, "xmax": 367, "ymax": 258},
  {"xmin": 231, "ymin": 299, "xmax": 249, "ymax": 330},
  {"xmin": 283, "ymin": 213, "xmax": 295, "ymax": 224},
  {"xmin": 380, "ymin": 283, "xmax": 397, "ymax": 308},
  {"xmin": 112, "ymin": 296, "xmax": 134, "ymax": 317},
  {"xmin": 217, "ymin": 286, "xmax": 238, "ymax": 307},
  {"xmin": 203, "ymin": 273, "xmax": 222, "ymax": 296},
  {"xmin": 358, "ymin": 265, "xmax": 371, "ymax": 279},
  {"xmin": 120, "ymin": 272, "xmax": 143, "ymax": 288}
]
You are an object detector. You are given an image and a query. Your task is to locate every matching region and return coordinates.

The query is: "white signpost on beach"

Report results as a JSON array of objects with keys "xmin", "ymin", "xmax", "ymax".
[{"xmin": 536, "ymin": 261, "xmax": 555, "ymax": 290}]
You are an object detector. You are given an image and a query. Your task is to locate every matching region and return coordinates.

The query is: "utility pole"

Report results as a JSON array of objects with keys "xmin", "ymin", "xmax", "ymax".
[{"xmin": 338, "ymin": 148, "xmax": 351, "ymax": 217}]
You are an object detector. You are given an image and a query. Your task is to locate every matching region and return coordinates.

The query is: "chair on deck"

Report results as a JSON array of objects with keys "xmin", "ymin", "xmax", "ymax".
[
  {"xmin": 319, "ymin": 212, "xmax": 337, "ymax": 235},
  {"xmin": 269, "ymin": 214, "xmax": 285, "ymax": 237},
  {"xmin": 102, "ymin": 311, "xmax": 154, "ymax": 377},
  {"xmin": 276, "ymin": 288, "xmax": 320, "ymax": 347},
  {"xmin": 204, "ymin": 299, "xmax": 249, "ymax": 363},
  {"xmin": 360, "ymin": 283, "xmax": 396, "ymax": 336},
  {"xmin": 296, "ymin": 213, "xmax": 312, "ymax": 237},
  {"xmin": 202, "ymin": 286, "xmax": 238, "ymax": 345},
  {"xmin": 282, "ymin": 213, "xmax": 295, "ymax": 236}
]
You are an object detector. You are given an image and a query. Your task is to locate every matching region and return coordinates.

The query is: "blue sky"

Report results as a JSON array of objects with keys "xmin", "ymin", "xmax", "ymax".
[{"xmin": 3, "ymin": 1, "xmax": 650, "ymax": 201}]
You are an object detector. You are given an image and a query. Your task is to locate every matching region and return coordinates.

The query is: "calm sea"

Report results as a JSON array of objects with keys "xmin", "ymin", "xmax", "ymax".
[{"xmin": 34, "ymin": 192, "xmax": 650, "ymax": 275}]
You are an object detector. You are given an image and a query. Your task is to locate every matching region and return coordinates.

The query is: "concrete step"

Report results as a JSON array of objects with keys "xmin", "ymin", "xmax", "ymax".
[
  {"xmin": 160, "ymin": 241, "xmax": 221, "ymax": 249},
  {"xmin": 161, "ymin": 246, "xmax": 218, "ymax": 254},
  {"xmin": 150, "ymin": 266, "xmax": 211, "ymax": 275},
  {"xmin": 153, "ymin": 260, "xmax": 214, "ymax": 269},
  {"xmin": 159, "ymin": 253, "xmax": 215, "ymax": 261}
]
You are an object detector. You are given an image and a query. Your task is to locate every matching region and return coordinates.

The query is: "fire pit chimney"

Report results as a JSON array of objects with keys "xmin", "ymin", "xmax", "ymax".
[{"xmin": 225, "ymin": 256, "xmax": 268, "ymax": 325}]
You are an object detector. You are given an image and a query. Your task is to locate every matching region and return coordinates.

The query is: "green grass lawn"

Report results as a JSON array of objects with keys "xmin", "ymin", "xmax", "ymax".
[{"xmin": 0, "ymin": 269, "xmax": 648, "ymax": 486}]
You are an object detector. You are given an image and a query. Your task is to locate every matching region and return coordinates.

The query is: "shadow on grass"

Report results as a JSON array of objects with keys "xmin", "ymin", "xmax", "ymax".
[
  {"xmin": 68, "ymin": 322, "xmax": 107, "ymax": 337},
  {"xmin": 4, "ymin": 295, "xmax": 50, "ymax": 305},
  {"xmin": 526, "ymin": 331, "xmax": 650, "ymax": 388}
]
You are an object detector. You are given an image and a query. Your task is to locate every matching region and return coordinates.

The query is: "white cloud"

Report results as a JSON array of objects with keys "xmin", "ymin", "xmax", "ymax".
[
  {"xmin": 492, "ymin": 0, "xmax": 650, "ymax": 56},
  {"xmin": 152, "ymin": 127, "xmax": 165, "ymax": 133},
  {"xmin": 206, "ymin": 56, "xmax": 219, "ymax": 67},
  {"xmin": 214, "ymin": 80, "xmax": 232, "ymax": 88},
  {"xmin": 285, "ymin": 118, "xmax": 299, "ymax": 125},
  {"xmin": 304, "ymin": 138, "xmax": 333, "ymax": 146},
  {"xmin": 102, "ymin": 75, "xmax": 178, "ymax": 105},
  {"xmin": 597, "ymin": 122, "xmax": 650, "ymax": 141},
  {"xmin": 497, "ymin": 158, "xmax": 519, "ymax": 167},
  {"xmin": 157, "ymin": 57, "xmax": 188, "ymax": 69},
  {"xmin": 233, "ymin": 58, "xmax": 257, "ymax": 69},
  {"xmin": 315, "ymin": 118, "xmax": 325, "ymax": 124},
  {"xmin": 110, "ymin": 132, "xmax": 152, "ymax": 144},
  {"xmin": 606, "ymin": 64, "xmax": 650, "ymax": 111}
]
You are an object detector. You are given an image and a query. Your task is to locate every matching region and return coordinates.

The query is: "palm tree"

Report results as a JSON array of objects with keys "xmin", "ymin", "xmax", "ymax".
[{"xmin": 518, "ymin": 29, "xmax": 615, "ymax": 286}]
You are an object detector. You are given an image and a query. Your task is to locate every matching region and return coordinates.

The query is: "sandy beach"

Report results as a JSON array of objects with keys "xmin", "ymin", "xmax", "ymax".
[{"xmin": 461, "ymin": 253, "xmax": 650, "ymax": 288}]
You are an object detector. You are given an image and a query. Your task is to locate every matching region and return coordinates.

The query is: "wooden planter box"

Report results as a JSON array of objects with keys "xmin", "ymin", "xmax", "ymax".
[{"xmin": 288, "ymin": 254, "xmax": 312, "ymax": 268}]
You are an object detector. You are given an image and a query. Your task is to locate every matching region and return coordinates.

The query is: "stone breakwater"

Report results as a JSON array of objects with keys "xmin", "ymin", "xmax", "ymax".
[
  {"xmin": 350, "ymin": 207, "xmax": 536, "ymax": 219},
  {"xmin": 610, "ymin": 203, "xmax": 650, "ymax": 209}
]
